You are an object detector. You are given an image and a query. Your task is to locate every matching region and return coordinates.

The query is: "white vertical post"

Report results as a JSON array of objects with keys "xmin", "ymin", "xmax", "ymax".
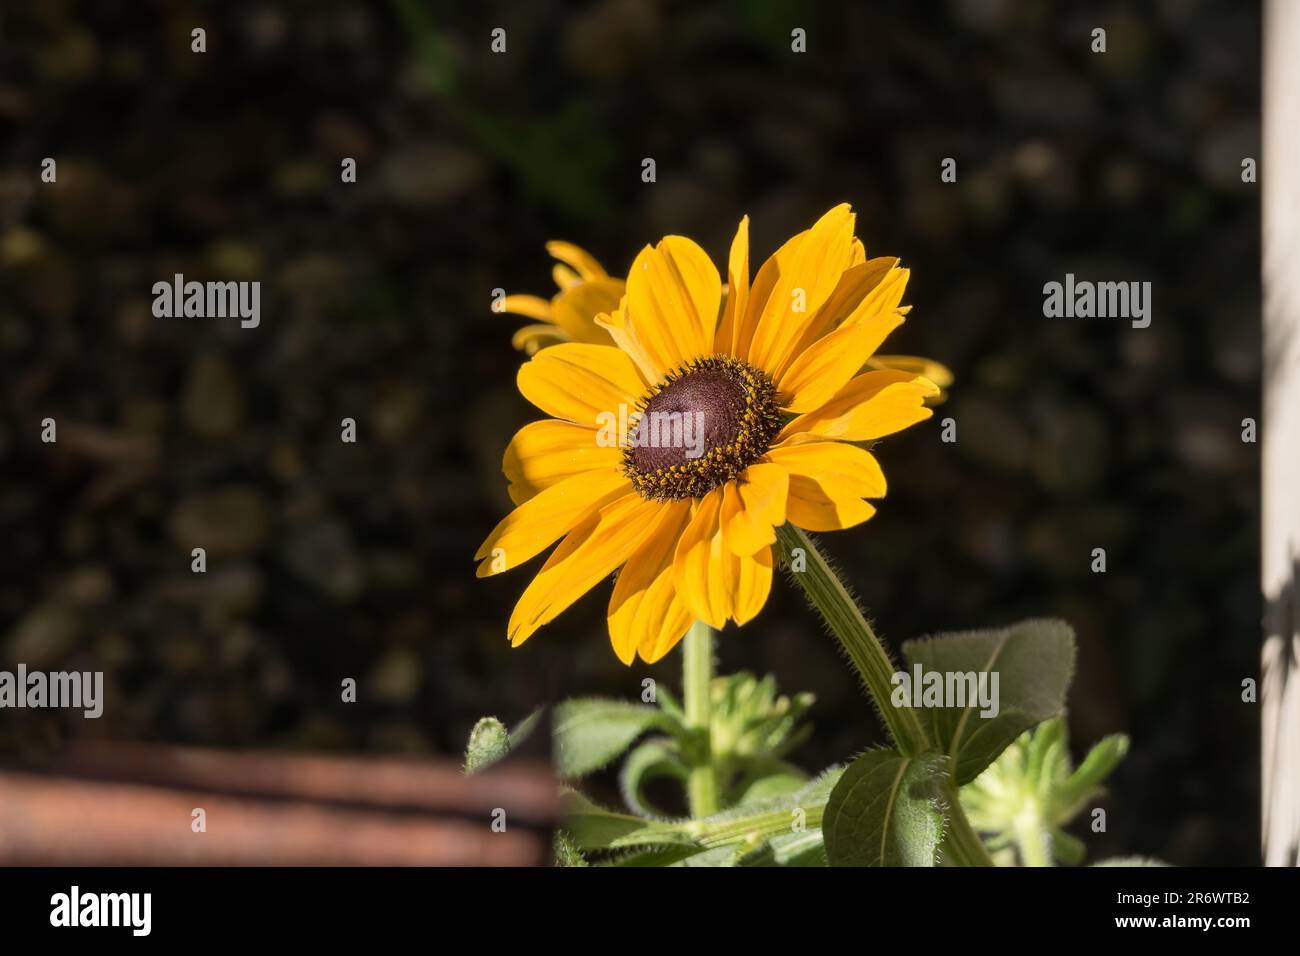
[{"xmin": 1263, "ymin": 0, "xmax": 1300, "ymax": 868}]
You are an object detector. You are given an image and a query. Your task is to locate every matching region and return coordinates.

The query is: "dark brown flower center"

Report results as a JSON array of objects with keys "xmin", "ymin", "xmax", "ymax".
[{"xmin": 623, "ymin": 355, "xmax": 781, "ymax": 501}]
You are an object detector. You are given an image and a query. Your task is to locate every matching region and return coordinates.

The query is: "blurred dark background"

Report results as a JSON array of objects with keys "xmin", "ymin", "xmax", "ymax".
[{"xmin": 0, "ymin": 0, "xmax": 1259, "ymax": 864}]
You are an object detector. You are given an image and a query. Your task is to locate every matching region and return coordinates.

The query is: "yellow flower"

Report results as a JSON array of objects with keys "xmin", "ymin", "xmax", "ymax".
[
  {"xmin": 499, "ymin": 242, "xmax": 625, "ymax": 354},
  {"xmin": 503, "ymin": 240, "xmax": 951, "ymax": 403},
  {"xmin": 478, "ymin": 205, "xmax": 941, "ymax": 664}
]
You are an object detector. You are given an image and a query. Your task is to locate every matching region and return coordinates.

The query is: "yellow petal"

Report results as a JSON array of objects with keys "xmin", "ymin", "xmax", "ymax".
[
  {"xmin": 740, "ymin": 227, "xmax": 805, "ymax": 366},
  {"xmin": 671, "ymin": 490, "xmax": 730, "ymax": 628},
  {"xmin": 866, "ymin": 354, "xmax": 954, "ymax": 402},
  {"xmin": 624, "ymin": 236, "xmax": 721, "ymax": 377},
  {"xmin": 516, "ymin": 342, "xmax": 647, "ymax": 428},
  {"xmin": 721, "ymin": 463, "xmax": 788, "ymax": 556},
  {"xmin": 768, "ymin": 439, "xmax": 888, "ymax": 533},
  {"xmin": 714, "ymin": 216, "xmax": 751, "ymax": 356},
  {"xmin": 502, "ymin": 419, "xmax": 623, "ymax": 505},
  {"xmin": 725, "ymin": 545, "xmax": 773, "ymax": 626},
  {"xmin": 552, "ymin": 263, "xmax": 581, "ymax": 291},
  {"xmin": 607, "ymin": 500, "xmax": 694, "ymax": 665},
  {"xmin": 501, "ymin": 294, "xmax": 554, "ymax": 322},
  {"xmin": 638, "ymin": 607, "xmax": 694, "ymax": 663},
  {"xmin": 783, "ymin": 476, "xmax": 878, "ymax": 532},
  {"xmin": 510, "ymin": 323, "xmax": 569, "ymax": 354},
  {"xmin": 596, "ymin": 306, "xmax": 662, "ymax": 385},
  {"xmin": 747, "ymin": 204, "xmax": 859, "ymax": 376},
  {"xmin": 778, "ymin": 370, "xmax": 939, "ymax": 443},
  {"xmin": 785, "ymin": 257, "xmax": 906, "ymax": 361},
  {"xmin": 475, "ymin": 468, "xmax": 631, "ymax": 575},
  {"xmin": 767, "ymin": 439, "xmax": 887, "ymax": 497},
  {"xmin": 849, "ymin": 237, "xmax": 866, "ymax": 267},
  {"xmin": 546, "ymin": 241, "xmax": 608, "ymax": 281},
  {"xmin": 777, "ymin": 310, "xmax": 906, "ymax": 413},
  {"xmin": 550, "ymin": 278, "xmax": 625, "ymax": 344},
  {"xmin": 507, "ymin": 492, "xmax": 661, "ymax": 646}
]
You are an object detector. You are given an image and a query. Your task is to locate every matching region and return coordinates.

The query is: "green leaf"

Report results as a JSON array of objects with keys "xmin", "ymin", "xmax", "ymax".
[
  {"xmin": 463, "ymin": 717, "xmax": 511, "ymax": 774},
  {"xmin": 1058, "ymin": 733, "xmax": 1129, "ymax": 814},
  {"xmin": 509, "ymin": 708, "xmax": 544, "ymax": 749},
  {"xmin": 552, "ymin": 698, "xmax": 675, "ymax": 779},
  {"xmin": 823, "ymin": 749, "xmax": 948, "ymax": 867},
  {"xmin": 672, "ymin": 846, "xmax": 745, "ymax": 867},
  {"xmin": 560, "ymin": 790, "xmax": 701, "ymax": 852},
  {"xmin": 606, "ymin": 846, "xmax": 710, "ymax": 867},
  {"xmin": 1053, "ymin": 830, "xmax": 1087, "ymax": 865},
  {"xmin": 734, "ymin": 764, "xmax": 809, "ymax": 806},
  {"xmin": 902, "ymin": 618, "xmax": 1076, "ymax": 785},
  {"xmin": 565, "ymin": 769, "xmax": 843, "ymax": 861},
  {"xmin": 737, "ymin": 828, "xmax": 829, "ymax": 867},
  {"xmin": 655, "ymin": 685, "xmax": 685, "ymax": 724},
  {"xmin": 619, "ymin": 739, "xmax": 688, "ymax": 818}
]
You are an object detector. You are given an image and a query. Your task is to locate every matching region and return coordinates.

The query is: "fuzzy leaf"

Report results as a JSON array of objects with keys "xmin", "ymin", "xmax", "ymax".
[
  {"xmin": 902, "ymin": 618, "xmax": 1076, "ymax": 785},
  {"xmin": 1058, "ymin": 733, "xmax": 1129, "ymax": 813},
  {"xmin": 734, "ymin": 764, "xmax": 809, "ymax": 806},
  {"xmin": 552, "ymin": 698, "xmax": 674, "ymax": 778},
  {"xmin": 565, "ymin": 769, "xmax": 843, "ymax": 861},
  {"xmin": 560, "ymin": 790, "xmax": 700, "ymax": 851},
  {"xmin": 619, "ymin": 738, "xmax": 687, "ymax": 817},
  {"xmin": 823, "ymin": 749, "xmax": 948, "ymax": 866},
  {"xmin": 737, "ymin": 828, "xmax": 829, "ymax": 867},
  {"xmin": 509, "ymin": 708, "xmax": 544, "ymax": 749},
  {"xmin": 463, "ymin": 717, "xmax": 511, "ymax": 774}
]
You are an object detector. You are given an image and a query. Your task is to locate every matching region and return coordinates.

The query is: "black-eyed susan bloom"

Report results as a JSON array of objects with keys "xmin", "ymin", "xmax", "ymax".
[
  {"xmin": 478, "ymin": 204, "xmax": 941, "ymax": 665},
  {"xmin": 499, "ymin": 242, "xmax": 625, "ymax": 354}
]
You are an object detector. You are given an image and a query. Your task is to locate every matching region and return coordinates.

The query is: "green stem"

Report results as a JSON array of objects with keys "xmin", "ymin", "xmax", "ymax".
[
  {"xmin": 1013, "ymin": 807, "xmax": 1052, "ymax": 867},
  {"xmin": 942, "ymin": 780, "xmax": 996, "ymax": 867},
  {"xmin": 682, "ymin": 620, "xmax": 719, "ymax": 817},
  {"xmin": 775, "ymin": 524, "xmax": 929, "ymax": 756},
  {"xmin": 775, "ymin": 523, "xmax": 994, "ymax": 867}
]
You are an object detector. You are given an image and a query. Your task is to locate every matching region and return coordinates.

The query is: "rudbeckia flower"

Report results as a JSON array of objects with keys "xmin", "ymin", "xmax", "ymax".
[
  {"xmin": 501, "ymin": 238, "xmax": 951, "ymax": 401},
  {"xmin": 499, "ymin": 242, "xmax": 625, "ymax": 355},
  {"xmin": 478, "ymin": 204, "xmax": 941, "ymax": 664}
]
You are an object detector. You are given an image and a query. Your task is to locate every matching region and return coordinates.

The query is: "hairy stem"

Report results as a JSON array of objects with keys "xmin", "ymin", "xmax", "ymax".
[
  {"xmin": 775, "ymin": 523, "xmax": 929, "ymax": 756},
  {"xmin": 682, "ymin": 620, "xmax": 720, "ymax": 817},
  {"xmin": 942, "ymin": 780, "xmax": 996, "ymax": 867},
  {"xmin": 776, "ymin": 523, "xmax": 994, "ymax": 866}
]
